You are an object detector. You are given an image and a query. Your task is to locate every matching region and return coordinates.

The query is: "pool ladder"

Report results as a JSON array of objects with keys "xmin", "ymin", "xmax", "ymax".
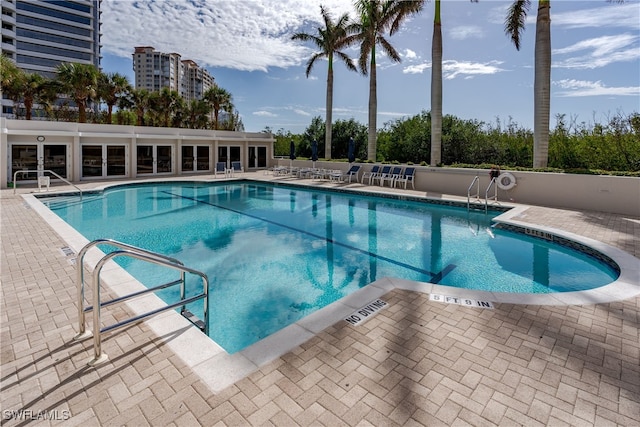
[
  {"xmin": 74, "ymin": 239, "xmax": 209, "ymax": 366},
  {"xmin": 467, "ymin": 175, "xmax": 499, "ymax": 213}
]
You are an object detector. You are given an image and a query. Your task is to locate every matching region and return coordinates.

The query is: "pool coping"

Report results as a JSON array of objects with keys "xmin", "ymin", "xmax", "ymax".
[{"xmin": 21, "ymin": 178, "xmax": 640, "ymax": 393}]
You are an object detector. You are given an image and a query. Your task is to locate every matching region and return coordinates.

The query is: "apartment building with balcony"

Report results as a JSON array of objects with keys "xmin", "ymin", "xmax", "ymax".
[{"xmin": 132, "ymin": 46, "xmax": 214, "ymax": 101}]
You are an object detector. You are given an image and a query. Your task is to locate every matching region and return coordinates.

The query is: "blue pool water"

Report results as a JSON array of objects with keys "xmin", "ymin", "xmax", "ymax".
[{"xmin": 42, "ymin": 181, "xmax": 619, "ymax": 353}]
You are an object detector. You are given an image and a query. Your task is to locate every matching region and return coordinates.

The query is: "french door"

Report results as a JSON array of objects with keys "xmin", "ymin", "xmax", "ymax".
[
  {"xmin": 182, "ymin": 145, "xmax": 210, "ymax": 172},
  {"xmin": 137, "ymin": 145, "xmax": 173, "ymax": 175},
  {"xmin": 10, "ymin": 143, "xmax": 69, "ymax": 181},
  {"xmin": 248, "ymin": 146, "xmax": 267, "ymax": 169},
  {"xmin": 81, "ymin": 145, "xmax": 127, "ymax": 178}
]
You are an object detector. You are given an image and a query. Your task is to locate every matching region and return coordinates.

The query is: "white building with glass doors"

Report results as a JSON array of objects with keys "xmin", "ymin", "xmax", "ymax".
[{"xmin": 0, "ymin": 118, "xmax": 273, "ymax": 188}]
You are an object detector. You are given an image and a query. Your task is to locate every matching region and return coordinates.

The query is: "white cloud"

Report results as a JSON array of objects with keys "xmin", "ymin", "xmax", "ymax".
[
  {"xmin": 403, "ymin": 63, "xmax": 430, "ymax": 74},
  {"xmin": 402, "ymin": 60, "xmax": 506, "ymax": 78},
  {"xmin": 443, "ymin": 60, "xmax": 505, "ymax": 80},
  {"xmin": 554, "ymin": 79, "xmax": 640, "ymax": 97},
  {"xmin": 449, "ymin": 25, "xmax": 483, "ymax": 41},
  {"xmin": 102, "ymin": 0, "xmax": 357, "ymax": 72},
  {"xmin": 379, "ymin": 111, "xmax": 412, "ymax": 118},
  {"xmin": 403, "ymin": 49, "xmax": 417, "ymax": 60},
  {"xmin": 553, "ymin": 4, "xmax": 640, "ymax": 30},
  {"xmin": 293, "ymin": 109, "xmax": 311, "ymax": 116},
  {"xmin": 253, "ymin": 111, "xmax": 278, "ymax": 117},
  {"xmin": 553, "ymin": 34, "xmax": 640, "ymax": 69}
]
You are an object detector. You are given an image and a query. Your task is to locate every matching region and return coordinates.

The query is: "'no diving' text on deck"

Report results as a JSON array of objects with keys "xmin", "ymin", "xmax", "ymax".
[{"xmin": 344, "ymin": 299, "xmax": 388, "ymax": 326}]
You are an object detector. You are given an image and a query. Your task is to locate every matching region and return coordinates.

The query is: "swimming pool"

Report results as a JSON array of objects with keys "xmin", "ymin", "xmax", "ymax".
[{"xmin": 41, "ymin": 181, "xmax": 619, "ymax": 353}]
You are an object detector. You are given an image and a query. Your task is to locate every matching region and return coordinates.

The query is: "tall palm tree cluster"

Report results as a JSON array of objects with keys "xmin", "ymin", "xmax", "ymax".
[
  {"xmin": 292, "ymin": 0, "xmax": 623, "ymax": 169},
  {"xmin": 292, "ymin": 0, "xmax": 424, "ymax": 162},
  {"xmin": 0, "ymin": 55, "xmax": 241, "ymax": 131}
]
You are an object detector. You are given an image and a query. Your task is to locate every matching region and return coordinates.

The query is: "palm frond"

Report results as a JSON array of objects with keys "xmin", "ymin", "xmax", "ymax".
[
  {"xmin": 504, "ymin": 0, "xmax": 531, "ymax": 51},
  {"xmin": 379, "ymin": 37, "xmax": 401, "ymax": 62},
  {"xmin": 335, "ymin": 51, "xmax": 358, "ymax": 72}
]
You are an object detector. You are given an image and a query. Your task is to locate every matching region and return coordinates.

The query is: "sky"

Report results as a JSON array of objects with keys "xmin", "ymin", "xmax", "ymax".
[{"xmin": 100, "ymin": 0, "xmax": 640, "ymax": 134}]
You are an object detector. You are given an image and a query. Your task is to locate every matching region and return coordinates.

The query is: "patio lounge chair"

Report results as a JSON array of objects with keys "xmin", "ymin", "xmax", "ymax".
[
  {"xmin": 329, "ymin": 169, "xmax": 343, "ymax": 182},
  {"xmin": 341, "ymin": 165, "xmax": 361, "ymax": 183},
  {"xmin": 231, "ymin": 161, "xmax": 244, "ymax": 175},
  {"xmin": 361, "ymin": 165, "xmax": 380, "ymax": 185},
  {"xmin": 395, "ymin": 167, "xmax": 415, "ymax": 189},
  {"xmin": 215, "ymin": 162, "xmax": 226, "ymax": 178},
  {"xmin": 380, "ymin": 166, "xmax": 402, "ymax": 187},
  {"xmin": 373, "ymin": 165, "xmax": 392, "ymax": 186}
]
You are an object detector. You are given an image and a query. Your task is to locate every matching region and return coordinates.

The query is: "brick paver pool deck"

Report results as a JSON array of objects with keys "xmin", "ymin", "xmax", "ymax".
[{"xmin": 1, "ymin": 173, "xmax": 639, "ymax": 426}]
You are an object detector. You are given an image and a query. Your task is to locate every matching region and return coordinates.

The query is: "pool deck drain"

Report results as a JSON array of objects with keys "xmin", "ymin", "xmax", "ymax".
[{"xmin": 1, "ymin": 173, "xmax": 639, "ymax": 426}]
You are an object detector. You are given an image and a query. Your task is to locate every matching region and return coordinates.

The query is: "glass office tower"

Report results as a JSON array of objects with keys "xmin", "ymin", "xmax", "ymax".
[{"xmin": 1, "ymin": 0, "xmax": 101, "ymax": 116}]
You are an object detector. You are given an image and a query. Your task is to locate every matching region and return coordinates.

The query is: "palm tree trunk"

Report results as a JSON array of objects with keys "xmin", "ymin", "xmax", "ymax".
[
  {"xmin": 367, "ymin": 50, "xmax": 377, "ymax": 162},
  {"xmin": 533, "ymin": 0, "xmax": 551, "ymax": 168},
  {"xmin": 25, "ymin": 101, "xmax": 33, "ymax": 120},
  {"xmin": 430, "ymin": 0, "xmax": 443, "ymax": 166},
  {"xmin": 78, "ymin": 100, "xmax": 87, "ymax": 123},
  {"xmin": 325, "ymin": 56, "xmax": 334, "ymax": 159}
]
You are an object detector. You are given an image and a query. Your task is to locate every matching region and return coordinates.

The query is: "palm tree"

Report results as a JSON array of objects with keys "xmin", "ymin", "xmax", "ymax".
[
  {"xmin": 292, "ymin": 5, "xmax": 357, "ymax": 159},
  {"xmin": 505, "ymin": 0, "xmax": 625, "ymax": 168},
  {"xmin": 504, "ymin": 0, "xmax": 550, "ymax": 168},
  {"xmin": 0, "ymin": 55, "xmax": 19, "ymax": 85},
  {"xmin": 1, "ymin": 55, "xmax": 21, "ymax": 94},
  {"xmin": 20, "ymin": 73, "xmax": 46, "ymax": 120},
  {"xmin": 38, "ymin": 79, "xmax": 64, "ymax": 121},
  {"xmin": 203, "ymin": 86, "xmax": 234, "ymax": 130},
  {"xmin": 219, "ymin": 108, "xmax": 244, "ymax": 131},
  {"xmin": 1, "ymin": 55, "xmax": 25, "ymax": 117},
  {"xmin": 130, "ymin": 88, "xmax": 150, "ymax": 126},
  {"xmin": 98, "ymin": 72, "xmax": 131, "ymax": 124},
  {"xmin": 430, "ymin": 0, "xmax": 477, "ymax": 166},
  {"xmin": 154, "ymin": 87, "xmax": 182, "ymax": 127},
  {"xmin": 184, "ymin": 99, "xmax": 211, "ymax": 129},
  {"xmin": 349, "ymin": 0, "xmax": 424, "ymax": 161},
  {"xmin": 55, "ymin": 62, "xmax": 100, "ymax": 123}
]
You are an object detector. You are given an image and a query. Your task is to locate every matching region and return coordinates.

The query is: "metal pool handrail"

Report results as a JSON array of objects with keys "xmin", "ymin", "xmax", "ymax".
[
  {"xmin": 74, "ymin": 239, "xmax": 209, "ymax": 366},
  {"xmin": 467, "ymin": 175, "xmax": 480, "ymax": 211},
  {"xmin": 485, "ymin": 177, "xmax": 499, "ymax": 212},
  {"xmin": 13, "ymin": 169, "xmax": 83, "ymax": 200}
]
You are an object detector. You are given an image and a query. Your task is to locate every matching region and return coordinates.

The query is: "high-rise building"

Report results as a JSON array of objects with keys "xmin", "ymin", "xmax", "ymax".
[
  {"xmin": 132, "ymin": 46, "xmax": 182, "ymax": 93},
  {"xmin": 181, "ymin": 59, "xmax": 215, "ymax": 103},
  {"xmin": 1, "ymin": 0, "xmax": 102, "ymax": 116},
  {"xmin": 132, "ymin": 46, "xmax": 214, "ymax": 101}
]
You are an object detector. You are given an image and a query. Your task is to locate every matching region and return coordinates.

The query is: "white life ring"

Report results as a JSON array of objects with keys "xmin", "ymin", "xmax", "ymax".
[{"xmin": 496, "ymin": 172, "xmax": 517, "ymax": 190}]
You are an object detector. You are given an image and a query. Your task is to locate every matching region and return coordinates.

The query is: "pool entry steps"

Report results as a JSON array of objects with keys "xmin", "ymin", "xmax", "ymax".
[
  {"xmin": 74, "ymin": 239, "xmax": 209, "ymax": 366},
  {"xmin": 467, "ymin": 175, "xmax": 505, "ymax": 212}
]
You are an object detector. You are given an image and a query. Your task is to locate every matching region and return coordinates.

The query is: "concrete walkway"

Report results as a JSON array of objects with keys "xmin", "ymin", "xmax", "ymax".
[{"xmin": 1, "ymin": 174, "xmax": 638, "ymax": 426}]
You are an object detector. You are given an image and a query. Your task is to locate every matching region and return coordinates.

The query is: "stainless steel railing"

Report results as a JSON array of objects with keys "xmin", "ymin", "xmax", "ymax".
[
  {"xmin": 467, "ymin": 175, "xmax": 480, "ymax": 211},
  {"xmin": 13, "ymin": 169, "xmax": 83, "ymax": 200},
  {"xmin": 75, "ymin": 239, "xmax": 209, "ymax": 366}
]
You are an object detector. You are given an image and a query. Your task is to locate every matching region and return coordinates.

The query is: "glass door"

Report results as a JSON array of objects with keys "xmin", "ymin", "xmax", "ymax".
[
  {"xmin": 157, "ymin": 146, "xmax": 172, "ymax": 173},
  {"xmin": 197, "ymin": 146, "xmax": 210, "ymax": 171},
  {"xmin": 82, "ymin": 145, "xmax": 127, "ymax": 178},
  {"xmin": 10, "ymin": 143, "xmax": 68, "ymax": 181},
  {"xmin": 137, "ymin": 146, "xmax": 154, "ymax": 174},
  {"xmin": 248, "ymin": 146, "xmax": 267, "ymax": 169},
  {"xmin": 82, "ymin": 145, "xmax": 103, "ymax": 177},
  {"xmin": 218, "ymin": 145, "xmax": 241, "ymax": 169},
  {"xmin": 182, "ymin": 146, "xmax": 195, "ymax": 172},
  {"xmin": 107, "ymin": 146, "xmax": 127, "ymax": 176},
  {"xmin": 182, "ymin": 145, "xmax": 211, "ymax": 172},
  {"xmin": 43, "ymin": 145, "xmax": 67, "ymax": 177},
  {"xmin": 137, "ymin": 145, "xmax": 173, "ymax": 175},
  {"xmin": 11, "ymin": 145, "xmax": 38, "ymax": 181}
]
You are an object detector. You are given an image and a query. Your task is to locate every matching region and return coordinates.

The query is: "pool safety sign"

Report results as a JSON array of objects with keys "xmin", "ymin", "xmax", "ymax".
[
  {"xmin": 345, "ymin": 299, "xmax": 388, "ymax": 326},
  {"xmin": 429, "ymin": 294, "xmax": 494, "ymax": 309}
]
